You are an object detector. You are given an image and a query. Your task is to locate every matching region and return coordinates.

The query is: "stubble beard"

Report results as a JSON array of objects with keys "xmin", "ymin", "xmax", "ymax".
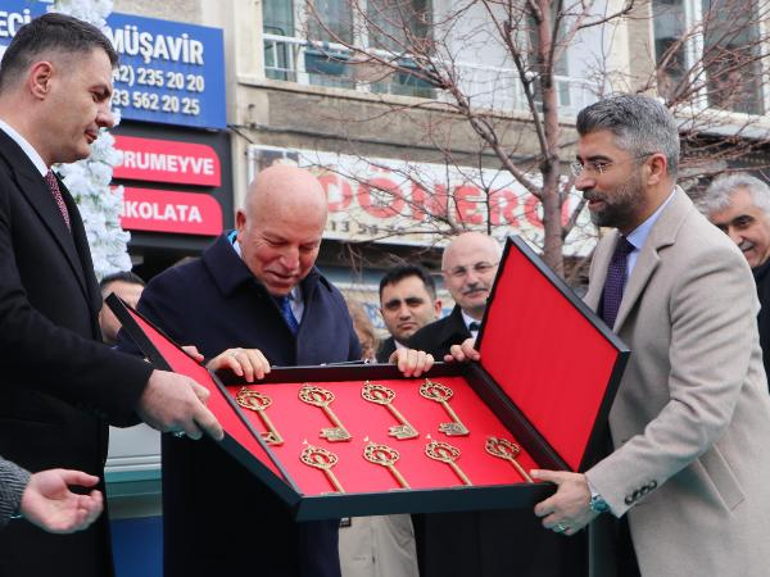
[{"xmin": 588, "ymin": 174, "xmax": 644, "ymax": 231}]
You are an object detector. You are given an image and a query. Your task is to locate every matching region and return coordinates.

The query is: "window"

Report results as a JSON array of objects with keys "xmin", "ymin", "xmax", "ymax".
[
  {"xmin": 652, "ymin": 0, "xmax": 764, "ymax": 114},
  {"xmin": 527, "ymin": 8, "xmax": 571, "ymax": 108},
  {"xmin": 263, "ymin": 0, "xmax": 434, "ymax": 98},
  {"xmin": 263, "ymin": 0, "xmax": 296, "ymax": 81},
  {"xmin": 702, "ymin": 0, "xmax": 763, "ymax": 114}
]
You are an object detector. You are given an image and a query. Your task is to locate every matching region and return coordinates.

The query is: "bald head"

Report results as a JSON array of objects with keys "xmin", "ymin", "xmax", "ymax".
[
  {"xmin": 246, "ymin": 165, "xmax": 328, "ymax": 224},
  {"xmin": 236, "ymin": 165, "xmax": 328, "ymax": 295},
  {"xmin": 442, "ymin": 232, "xmax": 501, "ymax": 320}
]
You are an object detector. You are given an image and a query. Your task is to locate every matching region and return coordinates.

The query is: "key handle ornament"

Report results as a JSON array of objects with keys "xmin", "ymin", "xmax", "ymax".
[
  {"xmin": 299, "ymin": 384, "xmax": 336, "ymax": 407},
  {"xmin": 300, "ymin": 445, "xmax": 345, "ymax": 493},
  {"xmin": 299, "ymin": 384, "xmax": 352, "ymax": 442},
  {"xmin": 364, "ymin": 443, "xmax": 410, "ymax": 489},
  {"xmin": 425, "ymin": 440, "xmax": 473, "ymax": 486},
  {"xmin": 425, "ymin": 440, "xmax": 461, "ymax": 463},
  {"xmin": 235, "ymin": 387, "xmax": 284, "ymax": 446},
  {"xmin": 362, "ymin": 382, "xmax": 396, "ymax": 405},
  {"xmin": 485, "ymin": 436, "xmax": 534, "ymax": 483},
  {"xmin": 419, "ymin": 379, "xmax": 470, "ymax": 436},
  {"xmin": 364, "ymin": 443, "xmax": 400, "ymax": 466},
  {"xmin": 362, "ymin": 381, "xmax": 419, "ymax": 440}
]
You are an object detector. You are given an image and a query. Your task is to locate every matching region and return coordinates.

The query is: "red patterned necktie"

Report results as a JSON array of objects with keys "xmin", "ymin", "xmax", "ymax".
[
  {"xmin": 44, "ymin": 170, "xmax": 71, "ymax": 231},
  {"xmin": 600, "ymin": 236, "xmax": 634, "ymax": 328}
]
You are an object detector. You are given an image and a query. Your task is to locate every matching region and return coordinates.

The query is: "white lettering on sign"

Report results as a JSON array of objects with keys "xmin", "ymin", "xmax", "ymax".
[
  {"xmin": 122, "ymin": 150, "xmax": 215, "ymax": 175},
  {"xmin": 106, "ymin": 25, "xmax": 205, "ymax": 66},
  {"xmin": 0, "ymin": 9, "xmax": 32, "ymax": 39},
  {"xmin": 123, "ymin": 200, "xmax": 203, "ymax": 223}
]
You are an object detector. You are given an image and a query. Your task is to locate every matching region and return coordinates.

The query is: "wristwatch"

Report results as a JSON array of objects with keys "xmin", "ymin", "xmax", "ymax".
[{"xmin": 590, "ymin": 492, "xmax": 610, "ymax": 514}]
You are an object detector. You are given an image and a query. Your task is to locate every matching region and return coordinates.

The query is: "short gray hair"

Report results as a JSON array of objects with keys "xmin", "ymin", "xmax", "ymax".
[
  {"xmin": 700, "ymin": 174, "xmax": 770, "ymax": 216},
  {"xmin": 576, "ymin": 94, "xmax": 680, "ymax": 177}
]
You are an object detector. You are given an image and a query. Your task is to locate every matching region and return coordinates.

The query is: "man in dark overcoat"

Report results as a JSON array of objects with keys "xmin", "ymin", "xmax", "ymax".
[{"xmin": 128, "ymin": 164, "xmax": 433, "ymax": 577}]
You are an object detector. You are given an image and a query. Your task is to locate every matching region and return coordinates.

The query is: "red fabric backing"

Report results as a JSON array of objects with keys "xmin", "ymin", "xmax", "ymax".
[
  {"xmin": 227, "ymin": 377, "xmax": 537, "ymax": 497},
  {"xmin": 479, "ymin": 246, "xmax": 619, "ymax": 471},
  {"xmin": 128, "ymin": 310, "xmax": 287, "ymax": 481}
]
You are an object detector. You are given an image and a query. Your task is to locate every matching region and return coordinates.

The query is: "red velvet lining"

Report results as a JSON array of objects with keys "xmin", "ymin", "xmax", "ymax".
[
  {"xmin": 479, "ymin": 246, "xmax": 619, "ymax": 471},
  {"xmin": 227, "ymin": 377, "xmax": 536, "ymax": 497},
  {"xmin": 127, "ymin": 310, "xmax": 287, "ymax": 481}
]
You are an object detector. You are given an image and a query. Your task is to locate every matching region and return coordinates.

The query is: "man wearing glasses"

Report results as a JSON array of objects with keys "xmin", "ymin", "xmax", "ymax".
[
  {"xmin": 407, "ymin": 231, "xmax": 500, "ymax": 360},
  {"xmin": 406, "ymin": 232, "xmax": 575, "ymax": 577}
]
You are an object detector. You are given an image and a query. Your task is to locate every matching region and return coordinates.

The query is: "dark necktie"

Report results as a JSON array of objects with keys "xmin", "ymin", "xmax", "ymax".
[
  {"xmin": 45, "ymin": 170, "xmax": 71, "ymax": 231},
  {"xmin": 468, "ymin": 321, "xmax": 481, "ymax": 332},
  {"xmin": 601, "ymin": 236, "xmax": 634, "ymax": 328},
  {"xmin": 278, "ymin": 295, "xmax": 299, "ymax": 335}
]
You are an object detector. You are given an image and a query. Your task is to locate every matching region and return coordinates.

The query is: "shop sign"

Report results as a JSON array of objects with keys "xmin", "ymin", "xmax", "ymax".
[
  {"xmin": 119, "ymin": 187, "xmax": 223, "ymax": 236},
  {"xmin": 248, "ymin": 145, "xmax": 594, "ymax": 256},
  {"xmin": 0, "ymin": 1, "xmax": 226, "ymax": 129},
  {"xmin": 113, "ymin": 135, "xmax": 221, "ymax": 186}
]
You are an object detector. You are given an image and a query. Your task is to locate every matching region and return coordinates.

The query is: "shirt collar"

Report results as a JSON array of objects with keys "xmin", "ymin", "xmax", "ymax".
[
  {"xmin": 625, "ymin": 188, "xmax": 677, "ymax": 251},
  {"xmin": 460, "ymin": 309, "xmax": 481, "ymax": 332},
  {"xmin": 0, "ymin": 118, "xmax": 48, "ymax": 177}
]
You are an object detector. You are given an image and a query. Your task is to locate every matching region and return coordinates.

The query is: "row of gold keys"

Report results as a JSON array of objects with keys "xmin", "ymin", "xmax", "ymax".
[
  {"xmin": 235, "ymin": 379, "xmax": 469, "ymax": 446},
  {"xmin": 299, "ymin": 436, "xmax": 534, "ymax": 494}
]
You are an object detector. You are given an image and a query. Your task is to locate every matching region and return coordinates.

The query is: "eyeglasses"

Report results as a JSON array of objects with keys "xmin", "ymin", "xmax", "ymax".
[
  {"xmin": 444, "ymin": 261, "xmax": 499, "ymax": 279},
  {"xmin": 570, "ymin": 153, "xmax": 654, "ymax": 178}
]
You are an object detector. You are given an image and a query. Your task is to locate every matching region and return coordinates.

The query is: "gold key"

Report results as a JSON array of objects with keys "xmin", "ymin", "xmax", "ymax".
[
  {"xmin": 420, "ymin": 379, "xmax": 470, "ymax": 436},
  {"xmin": 485, "ymin": 436, "xmax": 534, "ymax": 483},
  {"xmin": 425, "ymin": 440, "xmax": 472, "ymax": 486},
  {"xmin": 363, "ymin": 443, "xmax": 410, "ymax": 489},
  {"xmin": 300, "ymin": 445, "xmax": 345, "ymax": 493},
  {"xmin": 361, "ymin": 381, "xmax": 419, "ymax": 440},
  {"xmin": 235, "ymin": 387, "xmax": 284, "ymax": 446},
  {"xmin": 299, "ymin": 384, "xmax": 353, "ymax": 442}
]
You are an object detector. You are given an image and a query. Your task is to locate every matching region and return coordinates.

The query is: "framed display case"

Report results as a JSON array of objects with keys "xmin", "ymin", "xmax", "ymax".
[{"xmin": 109, "ymin": 235, "xmax": 629, "ymax": 520}]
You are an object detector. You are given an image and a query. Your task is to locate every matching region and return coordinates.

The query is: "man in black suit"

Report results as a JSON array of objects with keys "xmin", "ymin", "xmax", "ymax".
[
  {"xmin": 408, "ymin": 231, "xmax": 501, "ymax": 358},
  {"xmin": 409, "ymin": 232, "xmax": 579, "ymax": 577},
  {"xmin": 376, "ymin": 264, "xmax": 442, "ymax": 363},
  {"xmin": 0, "ymin": 14, "xmax": 222, "ymax": 577}
]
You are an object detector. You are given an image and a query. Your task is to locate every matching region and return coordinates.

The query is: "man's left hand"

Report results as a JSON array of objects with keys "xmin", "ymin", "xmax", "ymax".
[
  {"xmin": 389, "ymin": 348, "xmax": 434, "ymax": 377},
  {"xmin": 532, "ymin": 470, "xmax": 598, "ymax": 536}
]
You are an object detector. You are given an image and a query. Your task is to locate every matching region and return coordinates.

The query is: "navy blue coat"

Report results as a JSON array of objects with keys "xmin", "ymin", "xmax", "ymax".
[{"xmin": 131, "ymin": 234, "xmax": 361, "ymax": 577}]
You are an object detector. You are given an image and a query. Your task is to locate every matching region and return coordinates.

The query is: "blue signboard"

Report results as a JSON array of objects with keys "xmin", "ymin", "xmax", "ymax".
[{"xmin": 0, "ymin": 1, "xmax": 226, "ymax": 130}]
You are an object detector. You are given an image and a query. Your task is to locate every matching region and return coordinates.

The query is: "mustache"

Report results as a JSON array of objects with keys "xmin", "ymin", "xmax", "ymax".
[
  {"xmin": 462, "ymin": 285, "xmax": 489, "ymax": 295},
  {"xmin": 583, "ymin": 190, "xmax": 603, "ymax": 202}
]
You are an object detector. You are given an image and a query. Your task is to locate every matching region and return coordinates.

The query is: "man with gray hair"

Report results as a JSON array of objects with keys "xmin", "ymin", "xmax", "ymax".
[
  {"xmin": 701, "ymin": 174, "xmax": 770, "ymax": 386},
  {"xmin": 453, "ymin": 94, "xmax": 770, "ymax": 576}
]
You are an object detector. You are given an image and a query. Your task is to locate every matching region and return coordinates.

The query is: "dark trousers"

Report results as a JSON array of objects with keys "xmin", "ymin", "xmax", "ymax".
[{"xmin": 414, "ymin": 510, "xmax": 588, "ymax": 577}]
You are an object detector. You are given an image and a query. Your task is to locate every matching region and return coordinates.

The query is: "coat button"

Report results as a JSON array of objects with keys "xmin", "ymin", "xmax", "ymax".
[{"xmin": 625, "ymin": 495, "xmax": 634, "ymax": 505}]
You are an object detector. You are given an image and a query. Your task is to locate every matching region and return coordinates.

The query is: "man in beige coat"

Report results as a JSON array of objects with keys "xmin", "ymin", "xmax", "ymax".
[{"xmin": 454, "ymin": 94, "xmax": 770, "ymax": 576}]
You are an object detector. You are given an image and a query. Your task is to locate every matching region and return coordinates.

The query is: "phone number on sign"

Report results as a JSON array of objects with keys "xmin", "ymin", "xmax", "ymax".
[
  {"xmin": 113, "ymin": 64, "xmax": 206, "ymax": 92},
  {"xmin": 112, "ymin": 89, "xmax": 201, "ymax": 116}
]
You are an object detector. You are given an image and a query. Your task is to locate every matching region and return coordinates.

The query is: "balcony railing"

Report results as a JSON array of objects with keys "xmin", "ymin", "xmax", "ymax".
[{"xmin": 263, "ymin": 33, "xmax": 600, "ymax": 114}]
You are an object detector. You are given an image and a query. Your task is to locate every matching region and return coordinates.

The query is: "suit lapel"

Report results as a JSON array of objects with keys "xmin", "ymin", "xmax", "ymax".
[
  {"xmin": 0, "ymin": 132, "xmax": 90, "ymax": 301},
  {"xmin": 613, "ymin": 188, "xmax": 690, "ymax": 331},
  {"xmin": 61, "ymin": 178, "xmax": 101, "ymax": 315}
]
